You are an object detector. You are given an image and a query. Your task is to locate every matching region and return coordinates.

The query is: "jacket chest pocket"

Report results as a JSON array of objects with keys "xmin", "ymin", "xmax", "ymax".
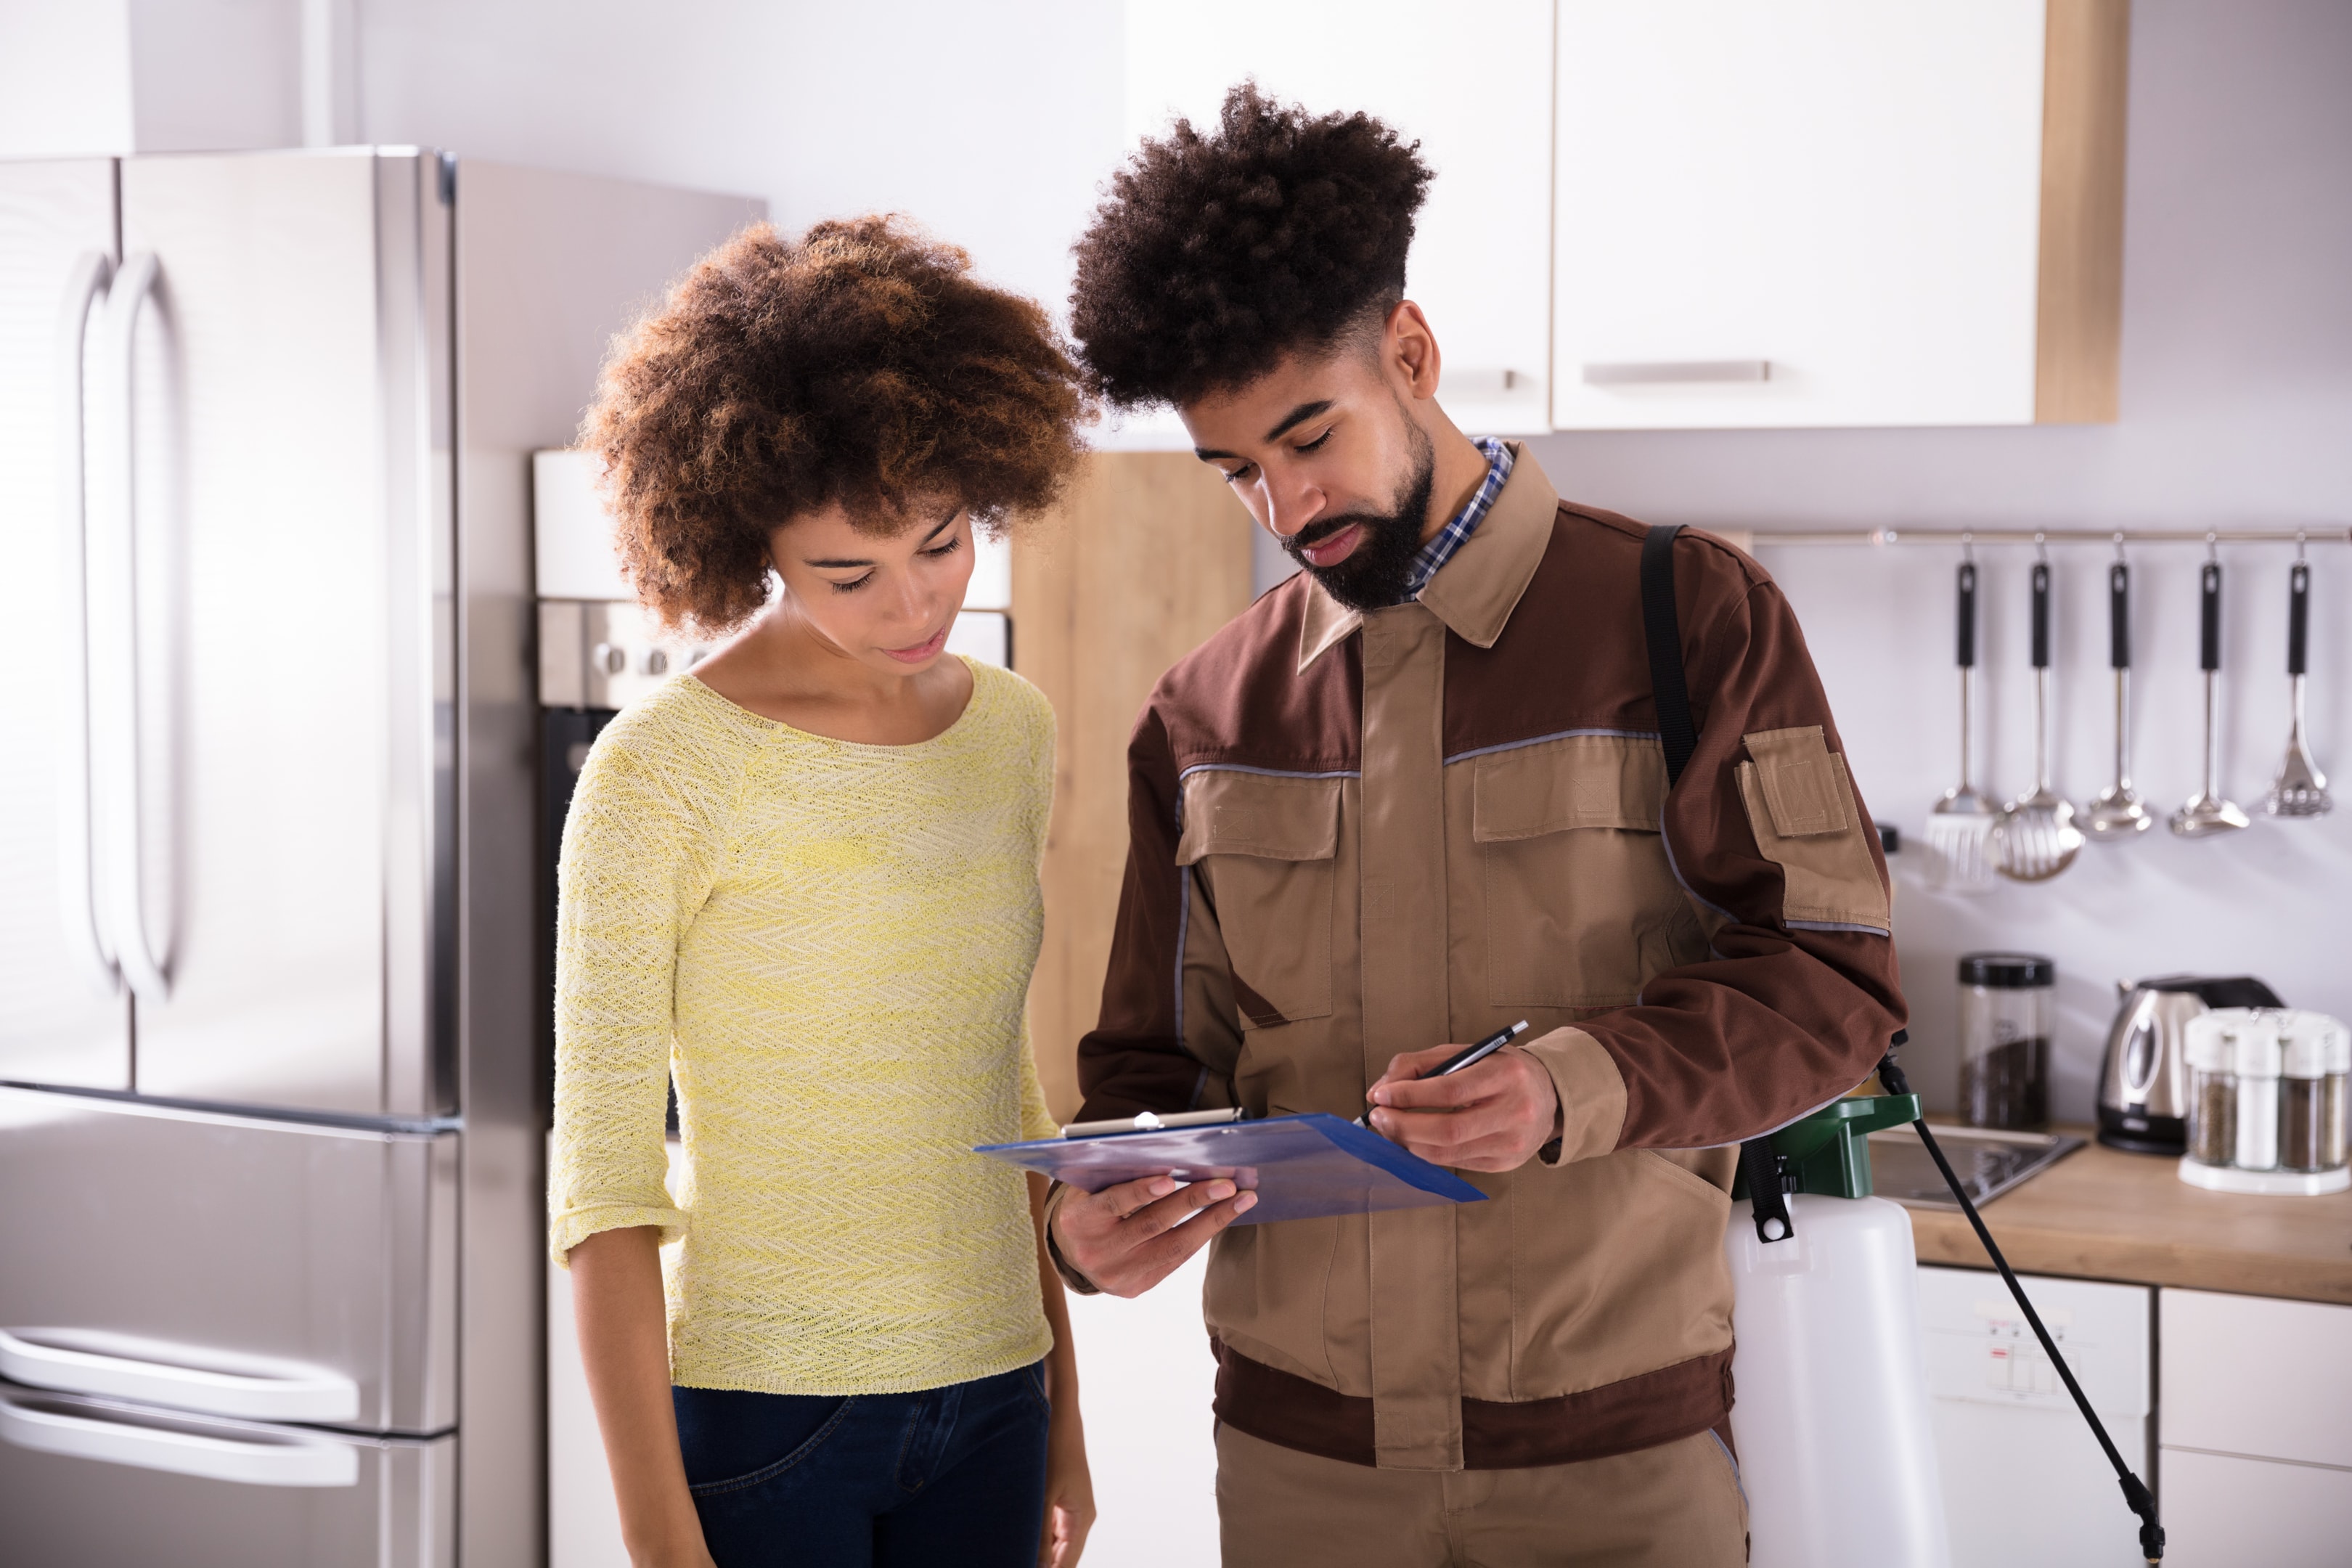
[
  {"xmin": 1472, "ymin": 736, "xmax": 1702, "ymax": 1008},
  {"xmin": 1177, "ymin": 771, "xmax": 1340, "ymax": 1029}
]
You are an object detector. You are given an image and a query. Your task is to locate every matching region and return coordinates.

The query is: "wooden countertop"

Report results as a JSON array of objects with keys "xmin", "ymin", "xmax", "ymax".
[{"xmin": 1903, "ymin": 1125, "xmax": 2352, "ymax": 1304}]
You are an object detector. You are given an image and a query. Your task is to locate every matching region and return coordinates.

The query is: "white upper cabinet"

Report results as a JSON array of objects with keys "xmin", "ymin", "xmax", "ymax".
[
  {"xmin": 1551, "ymin": 0, "xmax": 2127, "ymax": 429},
  {"xmin": 1117, "ymin": 0, "xmax": 1557, "ymax": 441}
]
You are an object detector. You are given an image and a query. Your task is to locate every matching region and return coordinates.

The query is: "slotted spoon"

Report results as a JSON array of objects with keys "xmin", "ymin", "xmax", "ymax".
[
  {"xmin": 1927, "ymin": 559, "xmax": 1999, "ymax": 891},
  {"xmin": 1996, "ymin": 561, "xmax": 2084, "ymax": 881},
  {"xmin": 2267, "ymin": 558, "xmax": 2332, "ymax": 817}
]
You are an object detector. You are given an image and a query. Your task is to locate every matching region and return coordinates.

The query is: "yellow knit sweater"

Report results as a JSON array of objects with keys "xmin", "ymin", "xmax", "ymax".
[{"xmin": 549, "ymin": 658, "xmax": 1059, "ymax": 1395}]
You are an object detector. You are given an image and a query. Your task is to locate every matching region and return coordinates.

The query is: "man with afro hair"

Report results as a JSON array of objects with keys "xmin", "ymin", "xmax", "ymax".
[{"xmin": 1048, "ymin": 84, "xmax": 1903, "ymax": 1567}]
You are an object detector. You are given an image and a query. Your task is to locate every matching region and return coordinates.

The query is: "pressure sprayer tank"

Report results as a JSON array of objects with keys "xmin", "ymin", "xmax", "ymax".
[{"xmin": 1725, "ymin": 1098, "xmax": 1951, "ymax": 1568}]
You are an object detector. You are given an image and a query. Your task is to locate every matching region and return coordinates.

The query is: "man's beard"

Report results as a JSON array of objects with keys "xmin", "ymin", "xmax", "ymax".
[{"xmin": 1283, "ymin": 428, "xmax": 1437, "ymax": 613}]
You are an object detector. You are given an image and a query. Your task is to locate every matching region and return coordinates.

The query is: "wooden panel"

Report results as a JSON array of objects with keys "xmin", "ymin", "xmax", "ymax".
[
  {"xmin": 1906, "ymin": 1127, "xmax": 2352, "ymax": 1304},
  {"xmin": 2035, "ymin": 0, "xmax": 2131, "ymax": 422},
  {"xmin": 1012, "ymin": 454, "xmax": 1255, "ymax": 1122}
]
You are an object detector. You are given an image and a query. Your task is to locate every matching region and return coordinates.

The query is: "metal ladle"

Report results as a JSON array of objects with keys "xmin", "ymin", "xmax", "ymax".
[
  {"xmin": 1996, "ymin": 557, "xmax": 2085, "ymax": 880},
  {"xmin": 2086, "ymin": 553, "xmax": 2150, "ymax": 838},
  {"xmin": 2173, "ymin": 552, "xmax": 2250, "ymax": 838}
]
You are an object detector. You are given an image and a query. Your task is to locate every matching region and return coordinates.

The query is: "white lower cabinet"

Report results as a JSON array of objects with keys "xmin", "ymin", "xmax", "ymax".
[
  {"xmin": 1917, "ymin": 1267, "xmax": 2152, "ymax": 1566},
  {"xmin": 548, "ymin": 1243, "xmax": 631, "ymax": 1568},
  {"xmin": 2160, "ymin": 1447, "xmax": 2352, "ymax": 1566},
  {"xmin": 1062, "ymin": 1248, "xmax": 1220, "ymax": 1568},
  {"xmin": 2157, "ymin": 1288, "xmax": 2352, "ymax": 1567},
  {"xmin": 548, "ymin": 1138, "xmax": 685, "ymax": 1568}
]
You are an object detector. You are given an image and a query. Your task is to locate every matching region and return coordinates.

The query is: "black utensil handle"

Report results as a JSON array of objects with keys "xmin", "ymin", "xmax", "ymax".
[
  {"xmin": 2030, "ymin": 563, "xmax": 2051, "ymax": 671},
  {"xmin": 1957, "ymin": 562, "xmax": 1977, "ymax": 669},
  {"xmin": 2201, "ymin": 562, "xmax": 2223, "ymax": 673},
  {"xmin": 2290, "ymin": 563, "xmax": 2310, "ymax": 677},
  {"xmin": 2109, "ymin": 562, "xmax": 2130, "ymax": 671}
]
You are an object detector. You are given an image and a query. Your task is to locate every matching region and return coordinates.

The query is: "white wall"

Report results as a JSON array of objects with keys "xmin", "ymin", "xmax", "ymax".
[
  {"xmin": 0, "ymin": 1, "xmax": 134, "ymax": 156},
  {"xmin": 126, "ymin": 0, "xmax": 303, "ymax": 151},
  {"xmin": 0, "ymin": 0, "xmax": 303, "ymax": 156},
  {"xmin": 1522, "ymin": 0, "xmax": 2352, "ymax": 1118},
  {"xmin": 358, "ymin": 0, "xmax": 1127, "ymax": 319}
]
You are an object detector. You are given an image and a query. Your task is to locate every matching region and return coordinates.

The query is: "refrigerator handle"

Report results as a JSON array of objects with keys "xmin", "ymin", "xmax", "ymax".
[
  {"xmin": 0, "ymin": 1327, "xmax": 361, "ymax": 1424},
  {"xmin": 0, "ymin": 1385, "xmax": 359, "ymax": 1489},
  {"xmin": 91, "ymin": 251, "xmax": 171, "ymax": 1001},
  {"xmin": 56, "ymin": 250, "xmax": 120, "ymax": 995}
]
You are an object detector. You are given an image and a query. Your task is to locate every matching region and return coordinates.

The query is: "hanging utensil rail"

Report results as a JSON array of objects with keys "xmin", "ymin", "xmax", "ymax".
[{"xmin": 1749, "ymin": 527, "xmax": 2350, "ymax": 547}]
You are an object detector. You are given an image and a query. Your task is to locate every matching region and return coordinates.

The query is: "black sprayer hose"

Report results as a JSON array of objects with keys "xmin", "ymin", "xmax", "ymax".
[{"xmin": 1877, "ymin": 1050, "xmax": 2165, "ymax": 1564}]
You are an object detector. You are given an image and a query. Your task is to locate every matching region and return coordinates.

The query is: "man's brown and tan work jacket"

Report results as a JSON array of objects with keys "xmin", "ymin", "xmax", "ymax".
[{"xmin": 1050, "ymin": 447, "xmax": 1906, "ymax": 1473}]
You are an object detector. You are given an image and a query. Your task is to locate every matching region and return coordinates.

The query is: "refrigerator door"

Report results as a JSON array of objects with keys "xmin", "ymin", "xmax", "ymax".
[
  {"xmin": 0, "ymin": 156, "xmax": 131, "ymax": 1090},
  {"xmin": 106, "ymin": 150, "xmax": 453, "ymax": 1116},
  {"xmin": 0, "ymin": 1087, "xmax": 456, "ymax": 1435},
  {"xmin": 0, "ymin": 1385, "xmax": 452, "ymax": 1568}
]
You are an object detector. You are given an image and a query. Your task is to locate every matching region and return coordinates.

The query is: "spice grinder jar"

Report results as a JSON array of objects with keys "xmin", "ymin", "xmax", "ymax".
[
  {"xmin": 2181, "ymin": 1008, "xmax": 2352, "ymax": 1196},
  {"xmin": 1958, "ymin": 952, "xmax": 2053, "ymax": 1130},
  {"xmin": 2279, "ymin": 1012, "xmax": 2350, "ymax": 1174}
]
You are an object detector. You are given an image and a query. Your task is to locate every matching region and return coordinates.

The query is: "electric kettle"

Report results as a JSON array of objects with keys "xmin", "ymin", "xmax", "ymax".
[{"xmin": 2098, "ymin": 975, "xmax": 2284, "ymax": 1152}]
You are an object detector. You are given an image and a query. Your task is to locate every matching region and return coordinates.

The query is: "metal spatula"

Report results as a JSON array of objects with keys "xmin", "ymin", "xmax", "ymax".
[
  {"xmin": 1996, "ymin": 561, "xmax": 2083, "ymax": 881},
  {"xmin": 2173, "ymin": 558, "xmax": 2250, "ymax": 838},
  {"xmin": 2267, "ymin": 558, "xmax": 2332, "ymax": 817}
]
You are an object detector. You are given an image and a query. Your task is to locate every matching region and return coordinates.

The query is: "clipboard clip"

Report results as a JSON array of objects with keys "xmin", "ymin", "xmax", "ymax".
[{"xmin": 1059, "ymin": 1106, "xmax": 1246, "ymax": 1140}]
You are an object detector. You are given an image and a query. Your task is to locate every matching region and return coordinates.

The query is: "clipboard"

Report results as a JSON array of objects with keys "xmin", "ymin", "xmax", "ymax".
[{"xmin": 973, "ymin": 1113, "xmax": 1487, "ymax": 1225}]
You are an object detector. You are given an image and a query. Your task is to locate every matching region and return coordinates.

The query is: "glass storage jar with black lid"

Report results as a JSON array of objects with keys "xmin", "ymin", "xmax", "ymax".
[{"xmin": 1958, "ymin": 952, "xmax": 2053, "ymax": 1130}]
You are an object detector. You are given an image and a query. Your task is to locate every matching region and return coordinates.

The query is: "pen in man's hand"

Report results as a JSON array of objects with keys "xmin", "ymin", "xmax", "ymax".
[{"xmin": 1358, "ymin": 1020, "xmax": 1531, "ymax": 1128}]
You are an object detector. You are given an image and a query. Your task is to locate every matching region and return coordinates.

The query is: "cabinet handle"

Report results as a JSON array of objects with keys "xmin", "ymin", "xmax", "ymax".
[
  {"xmin": 1581, "ymin": 359, "xmax": 1771, "ymax": 386},
  {"xmin": 1445, "ymin": 368, "xmax": 1536, "ymax": 396},
  {"xmin": 0, "ymin": 1386, "xmax": 359, "ymax": 1488},
  {"xmin": 0, "ymin": 1327, "xmax": 360, "ymax": 1424}
]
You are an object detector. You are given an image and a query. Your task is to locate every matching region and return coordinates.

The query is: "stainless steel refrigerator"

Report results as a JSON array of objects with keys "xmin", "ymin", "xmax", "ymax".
[{"xmin": 0, "ymin": 147, "xmax": 759, "ymax": 1567}]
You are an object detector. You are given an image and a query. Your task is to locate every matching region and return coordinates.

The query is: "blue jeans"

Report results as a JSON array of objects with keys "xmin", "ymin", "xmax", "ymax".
[{"xmin": 673, "ymin": 1362, "xmax": 1050, "ymax": 1567}]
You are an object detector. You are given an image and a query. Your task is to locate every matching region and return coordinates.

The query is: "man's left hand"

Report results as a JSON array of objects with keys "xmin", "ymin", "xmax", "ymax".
[{"xmin": 1366, "ymin": 1043, "xmax": 1561, "ymax": 1172}]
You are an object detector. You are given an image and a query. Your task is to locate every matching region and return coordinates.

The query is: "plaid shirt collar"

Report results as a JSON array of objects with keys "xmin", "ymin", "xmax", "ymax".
[{"xmin": 1402, "ymin": 437, "xmax": 1513, "ymax": 601}]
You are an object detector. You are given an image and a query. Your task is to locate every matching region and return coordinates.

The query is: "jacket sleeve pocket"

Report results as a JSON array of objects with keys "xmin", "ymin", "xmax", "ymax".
[
  {"xmin": 1473, "ymin": 735, "xmax": 1704, "ymax": 1008},
  {"xmin": 1736, "ymin": 727, "xmax": 1890, "ymax": 932},
  {"xmin": 1177, "ymin": 771, "xmax": 1340, "ymax": 1026}
]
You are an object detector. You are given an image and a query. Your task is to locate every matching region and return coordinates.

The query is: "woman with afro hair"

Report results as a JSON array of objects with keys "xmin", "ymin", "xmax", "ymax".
[{"xmin": 550, "ymin": 217, "xmax": 1096, "ymax": 1568}]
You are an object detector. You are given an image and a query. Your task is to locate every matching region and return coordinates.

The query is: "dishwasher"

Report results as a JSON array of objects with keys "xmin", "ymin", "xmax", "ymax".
[{"xmin": 1916, "ymin": 1265, "xmax": 2154, "ymax": 1567}]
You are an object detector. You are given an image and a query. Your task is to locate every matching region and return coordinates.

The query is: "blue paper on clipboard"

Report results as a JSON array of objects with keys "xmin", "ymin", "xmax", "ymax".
[{"xmin": 973, "ymin": 1114, "xmax": 1487, "ymax": 1225}]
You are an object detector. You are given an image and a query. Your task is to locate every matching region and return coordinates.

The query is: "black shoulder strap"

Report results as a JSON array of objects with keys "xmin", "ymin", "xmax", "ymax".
[
  {"xmin": 1640, "ymin": 523, "xmax": 1699, "ymax": 788},
  {"xmin": 1638, "ymin": 523, "xmax": 1793, "ymax": 1245}
]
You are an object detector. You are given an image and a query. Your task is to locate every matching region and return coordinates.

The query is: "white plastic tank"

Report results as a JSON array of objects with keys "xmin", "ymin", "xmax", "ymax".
[{"xmin": 1726, "ymin": 1192, "xmax": 1951, "ymax": 1568}]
